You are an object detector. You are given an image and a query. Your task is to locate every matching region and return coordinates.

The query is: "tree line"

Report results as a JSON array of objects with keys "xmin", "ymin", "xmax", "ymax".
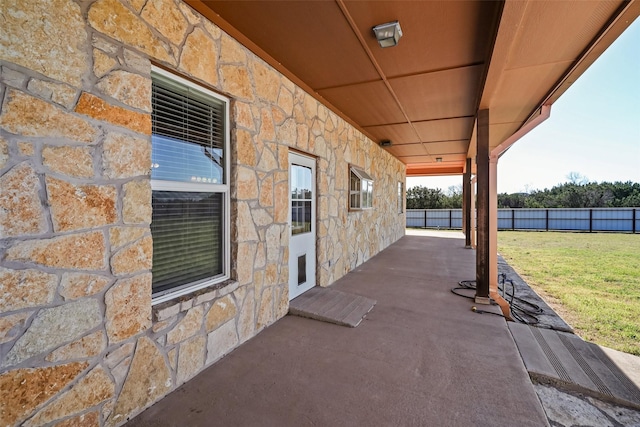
[{"xmin": 406, "ymin": 181, "xmax": 640, "ymax": 209}]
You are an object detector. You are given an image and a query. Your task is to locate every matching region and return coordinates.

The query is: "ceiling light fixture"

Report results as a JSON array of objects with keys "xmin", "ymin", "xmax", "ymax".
[
  {"xmin": 435, "ymin": 157, "xmax": 443, "ymax": 163},
  {"xmin": 372, "ymin": 21, "xmax": 403, "ymax": 48}
]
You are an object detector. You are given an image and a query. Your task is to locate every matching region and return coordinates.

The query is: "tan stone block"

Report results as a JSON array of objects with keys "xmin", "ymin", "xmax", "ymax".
[
  {"xmin": 297, "ymin": 124, "xmax": 309, "ymax": 150},
  {"xmin": 110, "ymin": 236, "xmax": 153, "ymax": 276},
  {"xmin": 258, "ymin": 147, "xmax": 278, "ymax": 173},
  {"xmin": 6, "ymin": 232, "xmax": 106, "ymax": 270},
  {"xmin": 0, "ymin": 312, "xmax": 31, "ymax": 344},
  {"xmin": 46, "ymin": 176, "xmax": 117, "ymax": 232},
  {"xmin": 259, "ymin": 108, "xmax": 275, "ymax": 141},
  {"xmin": 52, "ymin": 411, "xmax": 99, "ymax": 427},
  {"xmin": 275, "ymin": 286, "xmax": 289, "ymax": 320},
  {"xmin": 3, "ymin": 300, "xmax": 101, "ymax": 367},
  {"xmin": 221, "ymin": 65, "xmax": 253, "ymax": 101},
  {"xmin": 277, "ymin": 87, "xmax": 293, "ymax": 115},
  {"xmin": 104, "ymin": 342, "xmax": 135, "ymax": 369},
  {"xmin": 0, "ymin": 90, "xmax": 97, "ymax": 142},
  {"xmin": 17, "ymin": 142, "xmax": 34, "ymax": 156},
  {"xmin": 266, "ymin": 225, "xmax": 282, "ymax": 263},
  {"xmin": 27, "ymin": 79, "xmax": 77, "ymax": 110},
  {"xmin": 236, "ymin": 129, "xmax": 257, "ymax": 167},
  {"xmin": 206, "ymin": 320, "xmax": 238, "ymax": 364},
  {"xmin": 109, "ymin": 337, "xmax": 172, "ymax": 425},
  {"xmin": 141, "ymin": 0, "xmax": 188, "ymax": 46},
  {"xmin": 105, "ymin": 273, "xmax": 152, "ymax": 343},
  {"xmin": 2, "ymin": 0, "xmax": 88, "ymax": 87},
  {"xmin": 236, "ymin": 290, "xmax": 255, "ymax": 344},
  {"xmin": 97, "ymin": 71, "xmax": 152, "ymax": 112},
  {"xmin": 265, "ymin": 263, "xmax": 278, "ymax": 286},
  {"xmin": 271, "ymin": 106, "xmax": 287, "ymax": 126},
  {"xmin": 127, "ymin": 0, "xmax": 146, "ymax": 13},
  {"xmin": 177, "ymin": 1, "xmax": 200, "ymax": 25},
  {"xmin": 25, "ymin": 366, "xmax": 114, "ymax": 426},
  {"xmin": 45, "ymin": 331, "xmax": 107, "ymax": 363},
  {"xmin": 293, "ymin": 104, "xmax": 306, "ymax": 125},
  {"xmin": 88, "ymin": 0, "xmax": 173, "ymax": 64},
  {"xmin": 60, "ymin": 273, "xmax": 110, "ymax": 301},
  {"xmin": 43, "ymin": 145, "xmax": 94, "ymax": 178},
  {"xmin": 0, "ymin": 137, "xmax": 8, "ymax": 169},
  {"xmin": 179, "ymin": 28, "xmax": 218, "ymax": 86},
  {"xmin": 201, "ymin": 16, "xmax": 222, "ymax": 39},
  {"xmin": 205, "ymin": 295, "xmax": 238, "ymax": 332},
  {"xmin": 259, "ymin": 174, "xmax": 274, "ymax": 208},
  {"xmin": 0, "ymin": 267, "xmax": 57, "ymax": 314},
  {"xmin": 109, "ymin": 226, "xmax": 148, "ymax": 249},
  {"xmin": 123, "ymin": 49, "xmax": 151, "ymax": 75},
  {"xmin": 276, "ymin": 118, "xmax": 297, "ymax": 146},
  {"xmin": 0, "ymin": 362, "xmax": 88, "ymax": 426},
  {"xmin": 92, "ymin": 35, "xmax": 118, "ymax": 54},
  {"xmin": 103, "ymin": 132, "xmax": 151, "ymax": 178},
  {"xmin": 75, "ymin": 92, "xmax": 151, "ymax": 135},
  {"xmin": 167, "ymin": 305, "xmax": 204, "ymax": 345},
  {"xmin": 236, "ymin": 202, "xmax": 259, "ymax": 242},
  {"xmin": 236, "ymin": 166, "xmax": 258, "ymax": 201},
  {"xmin": 93, "ymin": 49, "xmax": 116, "ymax": 78},
  {"xmin": 167, "ymin": 348, "xmax": 177, "ymax": 370},
  {"xmin": 123, "ymin": 179, "xmax": 152, "ymax": 224},
  {"xmin": 251, "ymin": 60, "xmax": 280, "ymax": 103},
  {"xmin": 255, "ymin": 242, "xmax": 266, "ymax": 269},
  {"xmin": 235, "ymin": 102, "xmax": 254, "ymax": 130},
  {"xmin": 274, "ymin": 181, "xmax": 289, "ymax": 223},
  {"xmin": 256, "ymin": 286, "xmax": 274, "ymax": 330},
  {"xmin": 251, "ymin": 208, "xmax": 273, "ymax": 228},
  {"xmin": 235, "ymin": 243, "xmax": 255, "ymax": 286},
  {"xmin": 221, "ymin": 35, "xmax": 247, "ymax": 64},
  {"xmin": 0, "ymin": 163, "xmax": 47, "ymax": 238},
  {"xmin": 177, "ymin": 335, "xmax": 206, "ymax": 384}
]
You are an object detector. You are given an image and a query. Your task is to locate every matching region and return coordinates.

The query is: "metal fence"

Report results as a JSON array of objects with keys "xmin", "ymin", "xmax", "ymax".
[{"xmin": 406, "ymin": 208, "xmax": 640, "ymax": 233}]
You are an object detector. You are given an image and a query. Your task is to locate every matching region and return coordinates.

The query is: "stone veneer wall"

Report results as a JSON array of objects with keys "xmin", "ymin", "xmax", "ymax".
[{"xmin": 0, "ymin": 0, "xmax": 406, "ymax": 426}]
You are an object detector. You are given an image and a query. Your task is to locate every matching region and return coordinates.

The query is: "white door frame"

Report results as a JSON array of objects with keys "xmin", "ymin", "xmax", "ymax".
[{"xmin": 288, "ymin": 152, "xmax": 316, "ymax": 300}]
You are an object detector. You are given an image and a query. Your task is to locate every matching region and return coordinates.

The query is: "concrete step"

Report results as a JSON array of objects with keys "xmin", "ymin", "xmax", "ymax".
[
  {"xmin": 289, "ymin": 287, "xmax": 376, "ymax": 327},
  {"xmin": 509, "ymin": 323, "xmax": 640, "ymax": 410}
]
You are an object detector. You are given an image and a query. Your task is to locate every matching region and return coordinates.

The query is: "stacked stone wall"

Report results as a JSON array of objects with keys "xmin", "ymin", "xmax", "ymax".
[{"xmin": 0, "ymin": 0, "xmax": 406, "ymax": 425}]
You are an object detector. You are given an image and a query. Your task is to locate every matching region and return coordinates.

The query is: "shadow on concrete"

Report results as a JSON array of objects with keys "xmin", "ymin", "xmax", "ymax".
[{"xmin": 127, "ymin": 232, "xmax": 549, "ymax": 427}]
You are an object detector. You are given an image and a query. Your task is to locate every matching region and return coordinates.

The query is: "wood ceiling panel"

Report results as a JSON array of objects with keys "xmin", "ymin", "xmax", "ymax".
[
  {"xmin": 413, "ymin": 117, "xmax": 475, "ymax": 143},
  {"xmin": 203, "ymin": 1, "xmax": 379, "ymax": 89},
  {"xmin": 398, "ymin": 154, "xmax": 466, "ymax": 163},
  {"xmin": 318, "ymin": 81, "xmax": 406, "ymax": 127},
  {"xmin": 389, "ymin": 65, "xmax": 484, "ymax": 122},
  {"xmin": 363, "ymin": 123, "xmax": 420, "ymax": 145},
  {"xmin": 491, "ymin": 62, "xmax": 572, "ymax": 125},
  {"xmin": 385, "ymin": 143, "xmax": 427, "ymax": 157},
  {"xmin": 507, "ymin": 1, "xmax": 621, "ymax": 69},
  {"xmin": 344, "ymin": 1, "xmax": 498, "ymax": 78},
  {"xmin": 422, "ymin": 140, "xmax": 468, "ymax": 155}
]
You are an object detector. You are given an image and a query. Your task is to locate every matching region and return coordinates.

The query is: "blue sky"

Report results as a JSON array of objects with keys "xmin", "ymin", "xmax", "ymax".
[{"xmin": 408, "ymin": 18, "xmax": 640, "ymax": 194}]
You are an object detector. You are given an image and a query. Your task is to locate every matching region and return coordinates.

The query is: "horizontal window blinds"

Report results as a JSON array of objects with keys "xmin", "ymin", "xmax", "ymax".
[{"xmin": 151, "ymin": 191, "xmax": 223, "ymax": 294}]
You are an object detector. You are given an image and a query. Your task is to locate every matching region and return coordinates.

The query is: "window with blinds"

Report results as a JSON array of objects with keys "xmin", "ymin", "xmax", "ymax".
[{"xmin": 150, "ymin": 68, "xmax": 230, "ymax": 302}]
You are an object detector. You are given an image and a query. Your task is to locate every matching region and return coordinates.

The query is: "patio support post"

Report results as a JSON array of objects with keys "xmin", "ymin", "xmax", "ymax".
[
  {"xmin": 475, "ymin": 109, "xmax": 491, "ymax": 304},
  {"xmin": 471, "ymin": 177, "xmax": 477, "ymax": 248},
  {"xmin": 463, "ymin": 158, "xmax": 472, "ymax": 248}
]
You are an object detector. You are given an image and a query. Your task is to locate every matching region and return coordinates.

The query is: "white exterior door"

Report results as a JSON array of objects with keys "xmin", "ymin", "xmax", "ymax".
[{"xmin": 288, "ymin": 152, "xmax": 316, "ymax": 300}]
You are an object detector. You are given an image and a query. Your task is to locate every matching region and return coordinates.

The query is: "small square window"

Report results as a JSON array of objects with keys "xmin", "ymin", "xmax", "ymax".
[{"xmin": 349, "ymin": 166, "xmax": 373, "ymax": 210}]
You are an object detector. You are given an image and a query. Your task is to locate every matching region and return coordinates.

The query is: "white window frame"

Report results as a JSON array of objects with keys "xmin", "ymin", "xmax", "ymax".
[
  {"xmin": 151, "ymin": 66, "xmax": 230, "ymax": 305},
  {"xmin": 398, "ymin": 181, "xmax": 404, "ymax": 213},
  {"xmin": 349, "ymin": 165, "xmax": 374, "ymax": 210}
]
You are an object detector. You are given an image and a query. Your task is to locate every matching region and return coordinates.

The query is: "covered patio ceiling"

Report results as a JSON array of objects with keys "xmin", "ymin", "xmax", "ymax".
[{"xmin": 188, "ymin": 0, "xmax": 639, "ymax": 176}]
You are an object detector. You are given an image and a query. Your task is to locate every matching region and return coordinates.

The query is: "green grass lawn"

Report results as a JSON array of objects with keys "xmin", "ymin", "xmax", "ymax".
[{"xmin": 498, "ymin": 231, "xmax": 640, "ymax": 356}]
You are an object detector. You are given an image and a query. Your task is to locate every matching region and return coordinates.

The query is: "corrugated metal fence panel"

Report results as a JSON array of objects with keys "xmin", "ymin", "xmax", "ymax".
[{"xmin": 406, "ymin": 208, "xmax": 639, "ymax": 232}]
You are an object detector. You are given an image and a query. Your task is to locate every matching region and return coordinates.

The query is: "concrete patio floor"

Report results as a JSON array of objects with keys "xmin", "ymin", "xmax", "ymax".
[{"xmin": 127, "ymin": 230, "xmax": 549, "ymax": 426}]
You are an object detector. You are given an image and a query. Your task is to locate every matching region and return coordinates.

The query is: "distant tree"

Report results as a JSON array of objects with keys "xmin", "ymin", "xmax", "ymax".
[
  {"xmin": 566, "ymin": 171, "xmax": 589, "ymax": 185},
  {"xmin": 406, "ymin": 186, "xmax": 445, "ymax": 209},
  {"xmin": 444, "ymin": 185, "xmax": 463, "ymax": 208}
]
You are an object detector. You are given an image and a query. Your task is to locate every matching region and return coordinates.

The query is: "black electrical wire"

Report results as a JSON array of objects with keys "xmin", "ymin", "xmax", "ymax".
[{"xmin": 450, "ymin": 273, "xmax": 550, "ymax": 327}]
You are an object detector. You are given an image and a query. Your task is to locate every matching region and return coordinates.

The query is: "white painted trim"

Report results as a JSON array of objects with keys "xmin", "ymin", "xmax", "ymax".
[{"xmin": 150, "ymin": 65, "xmax": 231, "ymax": 305}]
